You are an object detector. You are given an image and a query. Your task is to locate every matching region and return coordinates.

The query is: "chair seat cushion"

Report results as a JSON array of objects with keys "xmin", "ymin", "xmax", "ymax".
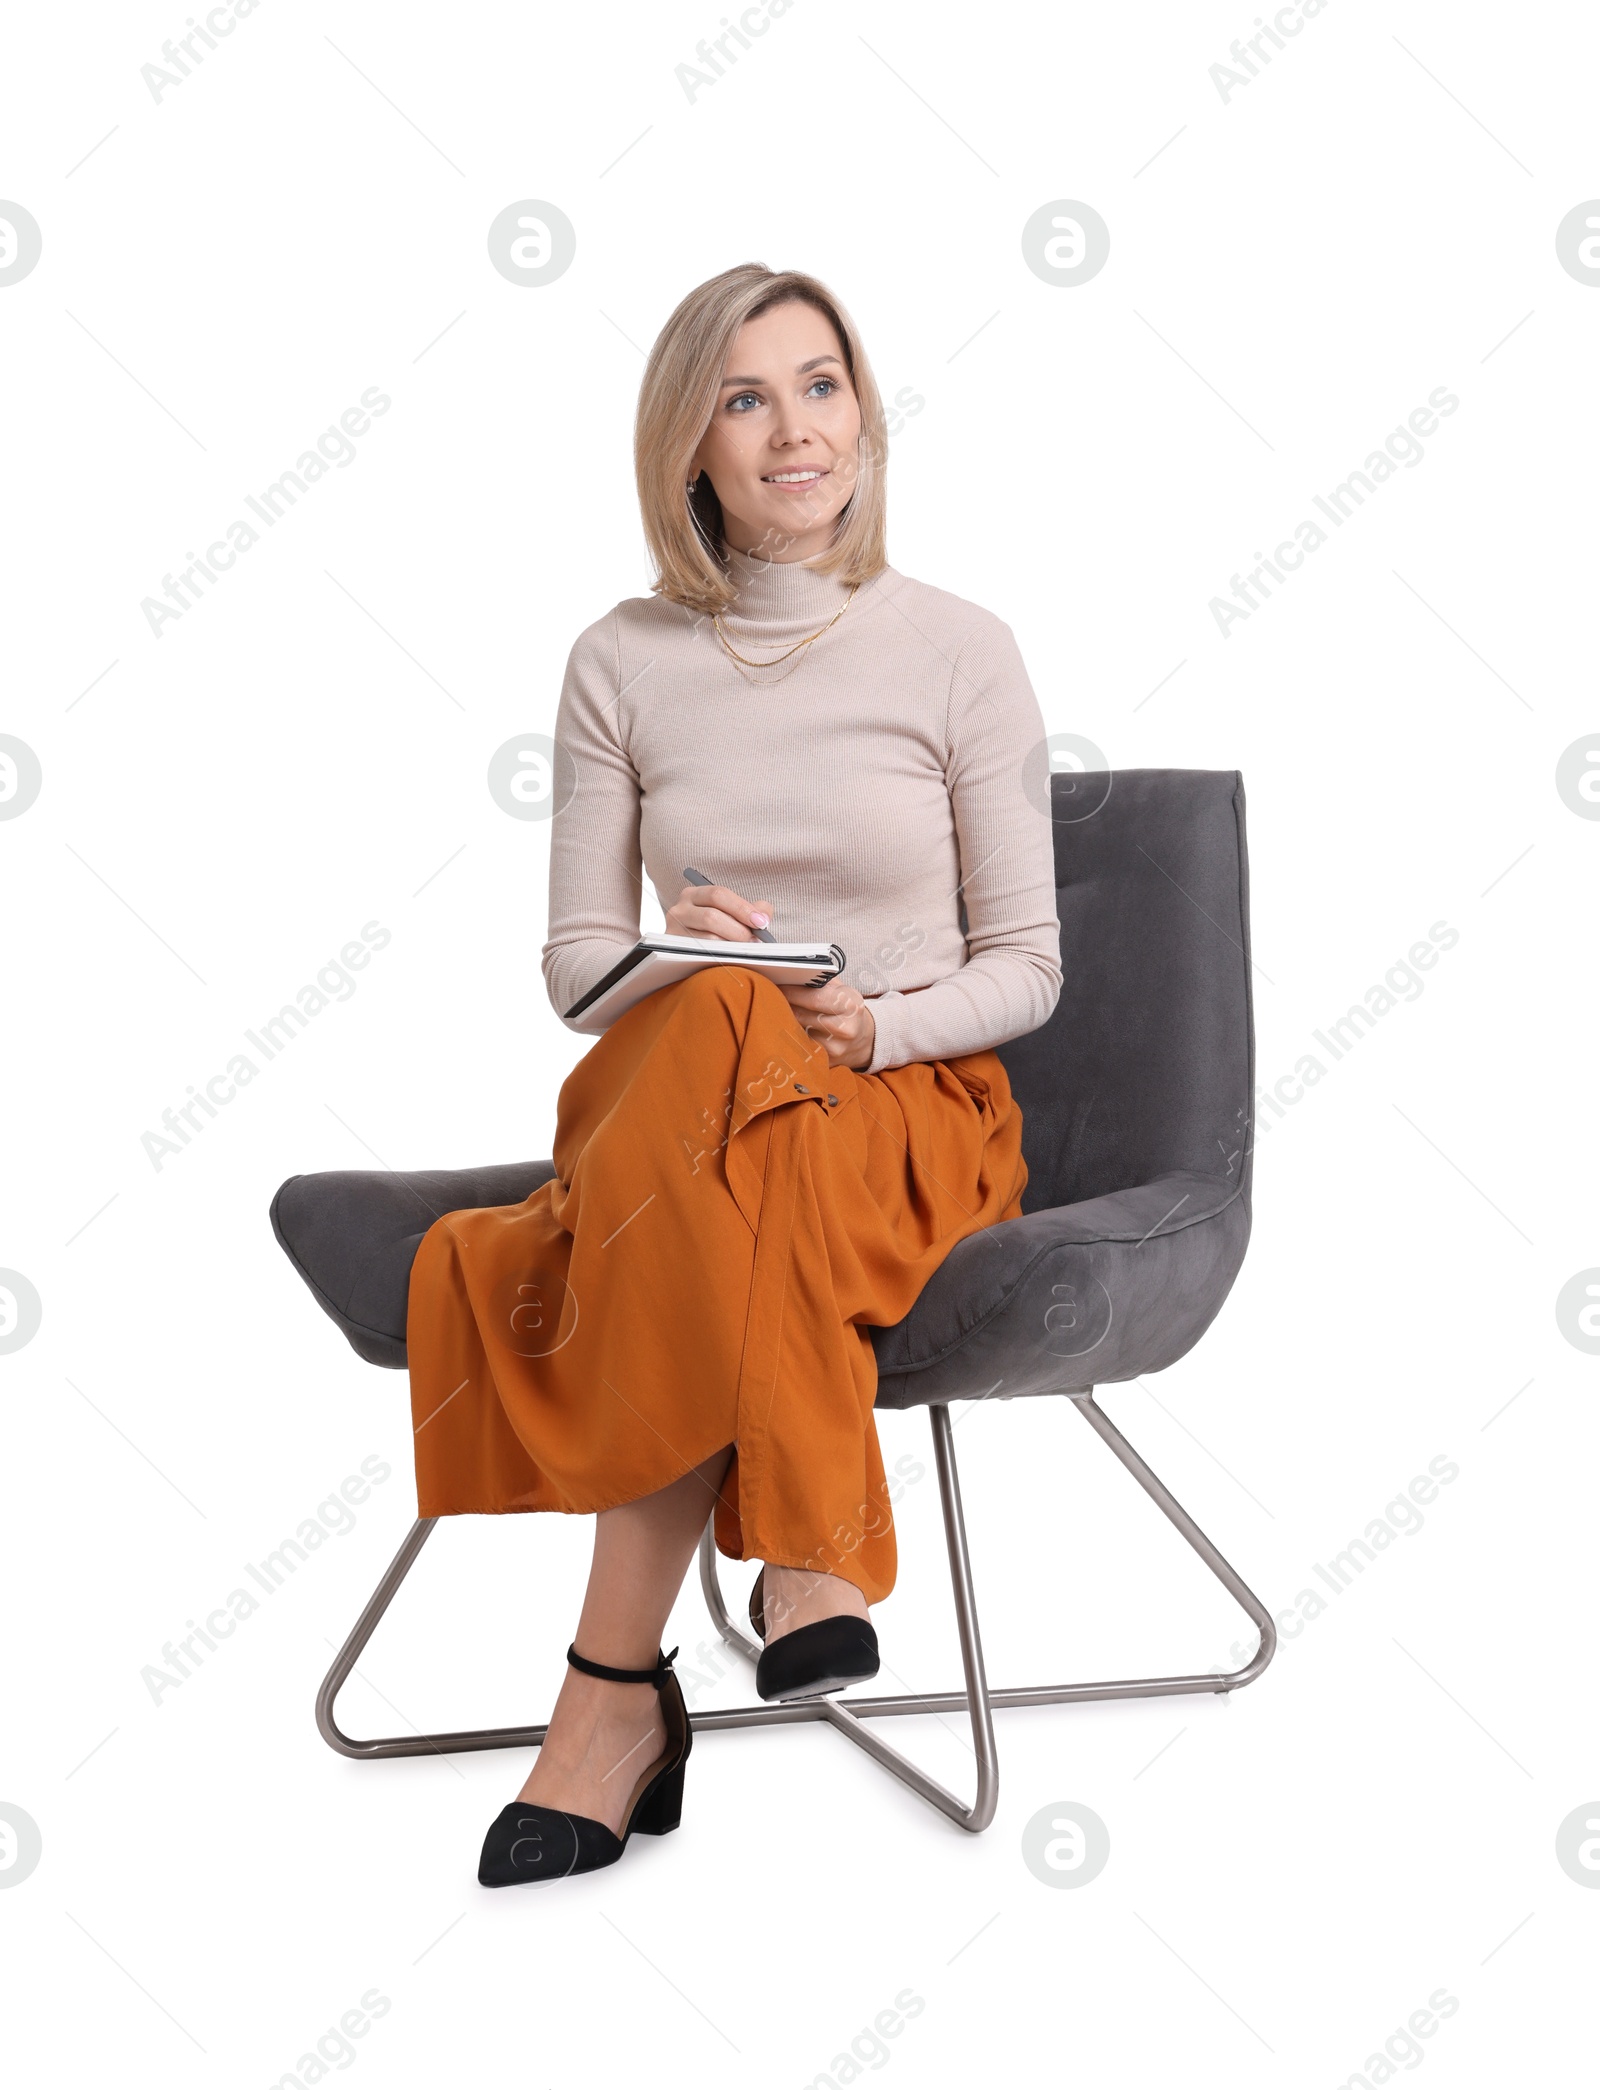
[
  {"xmin": 271, "ymin": 1162, "xmax": 1248, "ymax": 1402},
  {"xmin": 270, "ymin": 1161, "xmax": 557, "ymax": 1368},
  {"xmin": 870, "ymin": 1169, "xmax": 1249, "ymax": 1407}
]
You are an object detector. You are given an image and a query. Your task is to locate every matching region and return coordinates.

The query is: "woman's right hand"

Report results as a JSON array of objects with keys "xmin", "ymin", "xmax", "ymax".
[{"xmin": 664, "ymin": 882, "xmax": 776, "ymax": 942}]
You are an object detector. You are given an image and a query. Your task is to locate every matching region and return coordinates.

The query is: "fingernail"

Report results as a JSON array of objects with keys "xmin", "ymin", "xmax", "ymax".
[{"xmin": 751, "ymin": 912, "xmax": 769, "ymax": 926}]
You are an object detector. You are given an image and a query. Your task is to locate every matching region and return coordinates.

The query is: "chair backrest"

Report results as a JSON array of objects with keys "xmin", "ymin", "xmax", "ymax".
[{"xmin": 996, "ymin": 768, "xmax": 1255, "ymax": 1215}]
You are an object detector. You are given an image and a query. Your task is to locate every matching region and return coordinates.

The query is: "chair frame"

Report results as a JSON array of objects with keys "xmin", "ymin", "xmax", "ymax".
[{"xmin": 315, "ymin": 1389, "xmax": 1276, "ymax": 1833}]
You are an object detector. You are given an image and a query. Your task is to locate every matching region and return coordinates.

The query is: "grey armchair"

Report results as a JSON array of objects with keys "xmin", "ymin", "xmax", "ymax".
[{"xmin": 270, "ymin": 768, "xmax": 1273, "ymax": 1832}]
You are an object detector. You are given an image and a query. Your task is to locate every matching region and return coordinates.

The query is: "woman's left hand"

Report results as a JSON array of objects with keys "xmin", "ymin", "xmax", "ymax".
[{"xmin": 782, "ymin": 981, "xmax": 876, "ymax": 1070}]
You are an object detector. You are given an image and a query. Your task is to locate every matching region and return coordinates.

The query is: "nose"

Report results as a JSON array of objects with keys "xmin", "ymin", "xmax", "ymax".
[{"xmin": 769, "ymin": 398, "xmax": 821, "ymax": 451}]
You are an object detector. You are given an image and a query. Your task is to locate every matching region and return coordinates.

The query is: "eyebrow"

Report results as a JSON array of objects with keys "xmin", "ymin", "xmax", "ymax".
[{"xmin": 719, "ymin": 354, "xmax": 843, "ymax": 388}]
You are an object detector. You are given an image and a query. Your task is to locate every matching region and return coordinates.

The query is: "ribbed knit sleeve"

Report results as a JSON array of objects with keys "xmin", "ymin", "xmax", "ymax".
[
  {"xmin": 540, "ymin": 611, "xmax": 645, "ymax": 1031},
  {"xmin": 863, "ymin": 616, "xmax": 1062, "ymax": 1074}
]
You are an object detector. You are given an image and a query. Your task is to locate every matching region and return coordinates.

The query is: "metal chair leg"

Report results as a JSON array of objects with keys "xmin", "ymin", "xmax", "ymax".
[
  {"xmin": 693, "ymin": 1391, "xmax": 1275, "ymax": 1826},
  {"xmin": 315, "ymin": 1392, "xmax": 1275, "ymax": 1814},
  {"xmin": 315, "ymin": 1516, "xmax": 562, "ymax": 1760},
  {"xmin": 697, "ymin": 1401, "xmax": 1001, "ymax": 1831},
  {"xmin": 1062, "ymin": 1390, "xmax": 1277, "ymax": 1698}
]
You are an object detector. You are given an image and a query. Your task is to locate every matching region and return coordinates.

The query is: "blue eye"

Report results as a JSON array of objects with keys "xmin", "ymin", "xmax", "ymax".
[{"xmin": 725, "ymin": 377, "xmax": 841, "ymax": 413}]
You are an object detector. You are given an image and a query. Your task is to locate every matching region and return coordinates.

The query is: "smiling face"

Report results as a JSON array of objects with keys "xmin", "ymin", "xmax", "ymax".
[{"xmin": 690, "ymin": 298, "xmax": 863, "ymax": 565}]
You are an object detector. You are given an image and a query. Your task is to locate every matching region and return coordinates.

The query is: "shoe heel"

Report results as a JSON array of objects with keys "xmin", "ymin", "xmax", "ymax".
[{"xmin": 631, "ymin": 1761, "xmax": 685, "ymax": 1836}]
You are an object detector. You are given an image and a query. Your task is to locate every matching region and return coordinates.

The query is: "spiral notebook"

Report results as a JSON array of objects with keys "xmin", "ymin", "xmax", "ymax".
[{"xmin": 564, "ymin": 935, "xmax": 848, "ymax": 1026}]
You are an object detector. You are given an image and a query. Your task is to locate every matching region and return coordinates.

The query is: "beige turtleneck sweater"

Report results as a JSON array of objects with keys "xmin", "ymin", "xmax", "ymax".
[{"xmin": 540, "ymin": 548, "xmax": 1062, "ymax": 1075}]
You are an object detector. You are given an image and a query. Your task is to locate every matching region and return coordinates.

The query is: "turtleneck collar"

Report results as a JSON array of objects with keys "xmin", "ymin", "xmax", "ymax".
[{"xmin": 720, "ymin": 544, "xmax": 860, "ymax": 638}]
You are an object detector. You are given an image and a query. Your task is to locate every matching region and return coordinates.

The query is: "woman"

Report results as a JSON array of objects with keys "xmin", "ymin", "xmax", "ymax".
[{"xmin": 406, "ymin": 263, "xmax": 1063, "ymax": 1884}]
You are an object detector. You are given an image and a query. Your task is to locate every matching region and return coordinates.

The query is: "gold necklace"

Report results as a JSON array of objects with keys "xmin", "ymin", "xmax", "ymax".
[{"xmin": 713, "ymin": 581, "xmax": 860, "ymax": 668}]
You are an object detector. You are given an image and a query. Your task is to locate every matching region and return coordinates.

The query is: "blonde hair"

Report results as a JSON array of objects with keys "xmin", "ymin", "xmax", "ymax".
[{"xmin": 635, "ymin": 263, "xmax": 888, "ymax": 615}]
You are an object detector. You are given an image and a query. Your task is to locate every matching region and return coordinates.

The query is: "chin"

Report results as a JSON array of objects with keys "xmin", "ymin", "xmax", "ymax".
[{"xmin": 768, "ymin": 499, "xmax": 843, "ymax": 535}]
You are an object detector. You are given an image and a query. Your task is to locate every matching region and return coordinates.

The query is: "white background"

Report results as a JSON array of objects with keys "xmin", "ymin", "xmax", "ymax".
[{"xmin": 4, "ymin": 0, "xmax": 1596, "ymax": 2082}]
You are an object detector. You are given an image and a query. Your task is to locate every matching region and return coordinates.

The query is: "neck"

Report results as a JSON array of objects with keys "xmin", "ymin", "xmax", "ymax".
[{"xmin": 719, "ymin": 545, "xmax": 858, "ymax": 635}]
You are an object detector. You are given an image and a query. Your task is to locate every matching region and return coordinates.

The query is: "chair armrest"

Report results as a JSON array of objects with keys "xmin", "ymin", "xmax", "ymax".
[
  {"xmin": 871, "ymin": 1169, "xmax": 1248, "ymax": 1406},
  {"xmin": 270, "ymin": 1159, "xmax": 559, "ymax": 1369}
]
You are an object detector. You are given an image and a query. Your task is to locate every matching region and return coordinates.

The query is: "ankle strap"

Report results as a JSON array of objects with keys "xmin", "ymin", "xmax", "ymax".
[{"xmin": 566, "ymin": 1642, "xmax": 678, "ymax": 1686}]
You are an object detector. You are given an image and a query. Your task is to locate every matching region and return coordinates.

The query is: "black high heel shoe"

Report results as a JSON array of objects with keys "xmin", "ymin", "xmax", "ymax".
[
  {"xmin": 748, "ymin": 1566, "xmax": 880, "ymax": 1702},
  {"xmin": 477, "ymin": 1644, "xmax": 691, "ymax": 1887}
]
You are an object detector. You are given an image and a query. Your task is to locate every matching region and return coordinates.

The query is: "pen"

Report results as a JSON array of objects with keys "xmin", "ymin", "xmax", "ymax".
[{"xmin": 683, "ymin": 865, "xmax": 776, "ymax": 943}]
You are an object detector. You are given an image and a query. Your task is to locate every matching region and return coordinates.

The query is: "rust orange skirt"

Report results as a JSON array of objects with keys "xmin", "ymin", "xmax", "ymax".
[{"xmin": 405, "ymin": 966, "xmax": 1027, "ymax": 1604}]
